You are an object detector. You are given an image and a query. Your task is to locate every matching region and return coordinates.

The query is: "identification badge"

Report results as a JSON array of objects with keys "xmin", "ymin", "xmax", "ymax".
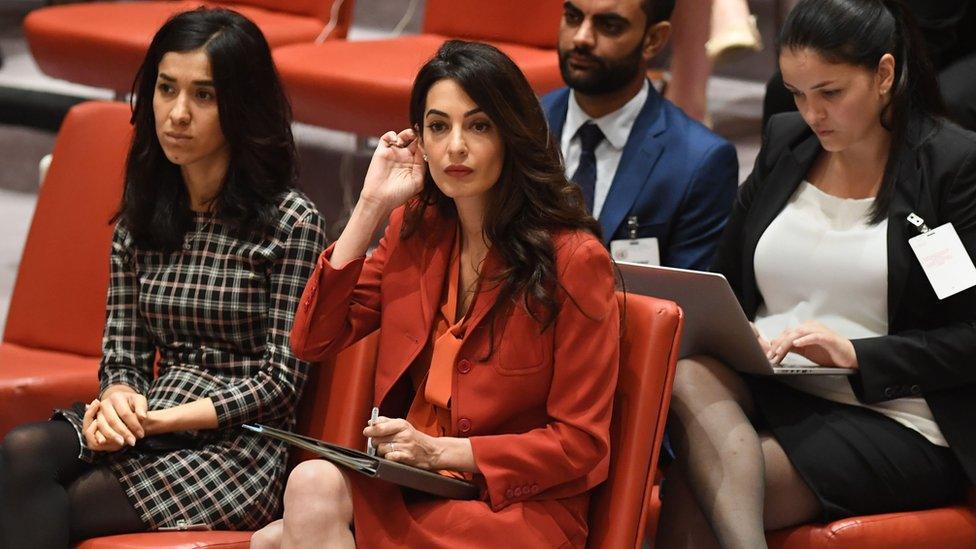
[
  {"xmin": 611, "ymin": 237, "xmax": 660, "ymax": 265},
  {"xmin": 908, "ymin": 221, "xmax": 976, "ymax": 299}
]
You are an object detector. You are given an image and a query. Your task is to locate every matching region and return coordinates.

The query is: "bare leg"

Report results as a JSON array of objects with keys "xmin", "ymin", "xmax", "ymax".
[
  {"xmin": 251, "ymin": 519, "xmax": 282, "ymax": 548},
  {"xmin": 279, "ymin": 460, "xmax": 354, "ymax": 549},
  {"xmin": 665, "ymin": 0, "xmax": 714, "ymax": 122},
  {"xmin": 664, "ymin": 355, "xmax": 766, "ymax": 549}
]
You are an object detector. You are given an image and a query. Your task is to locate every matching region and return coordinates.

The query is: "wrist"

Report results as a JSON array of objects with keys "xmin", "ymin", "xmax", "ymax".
[
  {"xmin": 430, "ymin": 437, "xmax": 476, "ymax": 472},
  {"xmin": 357, "ymin": 195, "xmax": 394, "ymax": 219},
  {"xmin": 143, "ymin": 409, "xmax": 168, "ymax": 436},
  {"xmin": 100, "ymin": 384, "xmax": 137, "ymax": 399}
]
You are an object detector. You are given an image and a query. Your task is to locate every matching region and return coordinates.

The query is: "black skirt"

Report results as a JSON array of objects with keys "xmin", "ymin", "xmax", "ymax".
[{"xmin": 750, "ymin": 377, "xmax": 967, "ymax": 522}]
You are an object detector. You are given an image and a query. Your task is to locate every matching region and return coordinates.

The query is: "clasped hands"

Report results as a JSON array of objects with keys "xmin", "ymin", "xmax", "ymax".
[
  {"xmin": 753, "ymin": 320, "xmax": 858, "ymax": 369},
  {"xmin": 82, "ymin": 388, "xmax": 150, "ymax": 452}
]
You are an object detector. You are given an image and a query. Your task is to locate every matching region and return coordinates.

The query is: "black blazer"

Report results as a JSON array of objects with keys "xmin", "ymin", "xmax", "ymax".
[{"xmin": 713, "ymin": 112, "xmax": 976, "ymax": 483}]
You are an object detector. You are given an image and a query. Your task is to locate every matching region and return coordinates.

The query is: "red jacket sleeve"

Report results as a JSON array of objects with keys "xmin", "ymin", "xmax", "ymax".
[{"xmin": 290, "ymin": 209, "xmax": 402, "ymax": 362}]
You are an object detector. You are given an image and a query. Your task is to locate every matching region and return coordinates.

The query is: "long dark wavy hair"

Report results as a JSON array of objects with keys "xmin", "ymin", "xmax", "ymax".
[
  {"xmin": 778, "ymin": 0, "xmax": 945, "ymax": 224},
  {"xmin": 404, "ymin": 40, "xmax": 602, "ymax": 330},
  {"xmin": 115, "ymin": 7, "xmax": 296, "ymax": 250}
]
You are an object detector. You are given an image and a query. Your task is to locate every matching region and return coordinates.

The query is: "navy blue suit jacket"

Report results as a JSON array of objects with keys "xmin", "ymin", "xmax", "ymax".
[{"xmin": 541, "ymin": 84, "xmax": 738, "ymax": 270}]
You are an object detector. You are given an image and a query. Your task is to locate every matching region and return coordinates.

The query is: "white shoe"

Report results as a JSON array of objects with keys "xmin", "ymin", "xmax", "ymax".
[{"xmin": 706, "ymin": 14, "xmax": 763, "ymax": 61}]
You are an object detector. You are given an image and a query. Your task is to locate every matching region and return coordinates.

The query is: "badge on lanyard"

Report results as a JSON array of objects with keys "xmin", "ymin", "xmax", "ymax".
[
  {"xmin": 610, "ymin": 215, "xmax": 660, "ymax": 265},
  {"xmin": 906, "ymin": 213, "xmax": 976, "ymax": 299}
]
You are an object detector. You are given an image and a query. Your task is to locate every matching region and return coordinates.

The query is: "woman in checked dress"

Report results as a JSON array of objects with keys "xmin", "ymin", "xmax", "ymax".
[{"xmin": 0, "ymin": 8, "xmax": 326, "ymax": 547}]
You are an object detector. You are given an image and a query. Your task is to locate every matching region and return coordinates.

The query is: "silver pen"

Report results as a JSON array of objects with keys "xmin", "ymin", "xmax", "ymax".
[{"xmin": 366, "ymin": 406, "xmax": 379, "ymax": 456}]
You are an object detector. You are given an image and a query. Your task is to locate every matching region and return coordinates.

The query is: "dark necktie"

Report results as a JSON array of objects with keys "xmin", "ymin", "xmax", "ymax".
[{"xmin": 571, "ymin": 122, "xmax": 605, "ymax": 213}]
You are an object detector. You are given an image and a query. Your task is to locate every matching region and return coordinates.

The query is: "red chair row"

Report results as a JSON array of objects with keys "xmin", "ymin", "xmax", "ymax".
[
  {"xmin": 0, "ymin": 101, "xmax": 684, "ymax": 548},
  {"xmin": 24, "ymin": 0, "xmax": 564, "ymax": 138}
]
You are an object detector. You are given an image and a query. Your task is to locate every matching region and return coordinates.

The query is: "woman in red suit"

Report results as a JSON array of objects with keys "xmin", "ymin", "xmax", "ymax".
[{"xmin": 251, "ymin": 40, "xmax": 620, "ymax": 548}]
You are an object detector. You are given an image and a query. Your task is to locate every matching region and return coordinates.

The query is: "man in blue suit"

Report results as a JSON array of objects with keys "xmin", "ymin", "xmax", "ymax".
[{"xmin": 543, "ymin": 0, "xmax": 738, "ymax": 270}]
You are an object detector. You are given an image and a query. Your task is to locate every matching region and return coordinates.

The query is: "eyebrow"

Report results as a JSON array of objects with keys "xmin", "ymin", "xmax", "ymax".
[
  {"xmin": 158, "ymin": 73, "xmax": 215, "ymax": 86},
  {"xmin": 783, "ymin": 79, "xmax": 836, "ymax": 91},
  {"xmin": 563, "ymin": 1, "xmax": 628, "ymax": 25},
  {"xmin": 425, "ymin": 107, "xmax": 484, "ymax": 118}
]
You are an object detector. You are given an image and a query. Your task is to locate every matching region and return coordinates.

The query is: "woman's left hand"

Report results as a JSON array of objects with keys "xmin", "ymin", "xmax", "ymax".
[
  {"xmin": 768, "ymin": 320, "xmax": 858, "ymax": 369},
  {"xmin": 364, "ymin": 417, "xmax": 441, "ymax": 470}
]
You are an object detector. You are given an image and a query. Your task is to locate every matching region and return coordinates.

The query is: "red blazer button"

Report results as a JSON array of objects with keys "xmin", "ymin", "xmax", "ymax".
[
  {"xmin": 458, "ymin": 418, "xmax": 472, "ymax": 433},
  {"xmin": 505, "ymin": 489, "xmax": 514, "ymax": 499},
  {"xmin": 530, "ymin": 484, "xmax": 540, "ymax": 494},
  {"xmin": 457, "ymin": 359, "xmax": 472, "ymax": 374},
  {"xmin": 514, "ymin": 487, "xmax": 522, "ymax": 497}
]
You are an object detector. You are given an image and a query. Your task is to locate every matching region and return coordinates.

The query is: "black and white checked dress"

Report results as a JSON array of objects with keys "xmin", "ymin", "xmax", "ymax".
[{"xmin": 55, "ymin": 190, "xmax": 327, "ymax": 530}]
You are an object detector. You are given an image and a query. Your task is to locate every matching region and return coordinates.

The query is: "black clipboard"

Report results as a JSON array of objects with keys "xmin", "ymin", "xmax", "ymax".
[{"xmin": 243, "ymin": 424, "xmax": 479, "ymax": 500}]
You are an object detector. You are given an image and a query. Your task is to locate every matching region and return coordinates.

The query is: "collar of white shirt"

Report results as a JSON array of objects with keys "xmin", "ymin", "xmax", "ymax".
[{"xmin": 562, "ymin": 79, "xmax": 650, "ymax": 154}]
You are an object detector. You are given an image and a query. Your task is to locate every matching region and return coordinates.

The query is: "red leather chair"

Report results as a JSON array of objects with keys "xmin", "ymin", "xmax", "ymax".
[
  {"xmin": 0, "ymin": 100, "xmax": 131, "ymax": 437},
  {"xmin": 24, "ymin": 0, "xmax": 354, "ymax": 94},
  {"xmin": 765, "ymin": 492, "xmax": 976, "ymax": 549},
  {"xmin": 272, "ymin": 0, "xmax": 566, "ymax": 136},
  {"xmin": 588, "ymin": 293, "xmax": 684, "ymax": 548}
]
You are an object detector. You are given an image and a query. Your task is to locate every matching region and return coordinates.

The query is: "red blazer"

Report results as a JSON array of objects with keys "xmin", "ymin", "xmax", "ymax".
[{"xmin": 291, "ymin": 205, "xmax": 619, "ymax": 541}]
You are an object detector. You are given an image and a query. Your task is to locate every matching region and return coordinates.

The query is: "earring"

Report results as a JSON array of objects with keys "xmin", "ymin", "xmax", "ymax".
[{"xmin": 423, "ymin": 154, "xmax": 429, "ymax": 162}]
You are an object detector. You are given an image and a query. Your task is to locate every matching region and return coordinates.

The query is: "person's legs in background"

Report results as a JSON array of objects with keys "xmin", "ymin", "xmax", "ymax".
[
  {"xmin": 666, "ymin": 0, "xmax": 714, "ymax": 123},
  {"xmin": 667, "ymin": 0, "xmax": 761, "ymax": 124}
]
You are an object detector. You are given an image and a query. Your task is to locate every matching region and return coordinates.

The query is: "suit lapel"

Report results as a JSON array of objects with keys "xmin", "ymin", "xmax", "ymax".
[
  {"xmin": 545, "ymin": 88, "xmax": 570, "ymax": 142},
  {"xmin": 417, "ymin": 214, "xmax": 455, "ymax": 333},
  {"xmin": 886, "ymin": 153, "xmax": 925, "ymax": 326},
  {"xmin": 598, "ymin": 85, "xmax": 666, "ymax": 243},
  {"xmin": 377, "ymin": 212, "xmax": 455, "ymax": 405}
]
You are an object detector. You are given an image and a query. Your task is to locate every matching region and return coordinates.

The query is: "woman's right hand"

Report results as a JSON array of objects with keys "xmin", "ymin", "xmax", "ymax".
[
  {"xmin": 360, "ymin": 129, "xmax": 426, "ymax": 212},
  {"xmin": 83, "ymin": 400, "xmax": 124, "ymax": 452},
  {"xmin": 82, "ymin": 388, "xmax": 149, "ymax": 450}
]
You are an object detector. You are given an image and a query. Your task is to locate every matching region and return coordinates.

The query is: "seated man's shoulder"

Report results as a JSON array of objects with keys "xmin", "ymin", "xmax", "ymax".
[
  {"xmin": 655, "ymin": 99, "xmax": 736, "ymax": 162},
  {"xmin": 539, "ymin": 86, "xmax": 571, "ymax": 111}
]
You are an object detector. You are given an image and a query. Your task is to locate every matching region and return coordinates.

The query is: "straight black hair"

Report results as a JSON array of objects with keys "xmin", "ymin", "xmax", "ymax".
[
  {"xmin": 777, "ymin": 0, "xmax": 945, "ymax": 224},
  {"xmin": 642, "ymin": 0, "xmax": 676, "ymax": 25},
  {"xmin": 115, "ymin": 7, "xmax": 296, "ymax": 251}
]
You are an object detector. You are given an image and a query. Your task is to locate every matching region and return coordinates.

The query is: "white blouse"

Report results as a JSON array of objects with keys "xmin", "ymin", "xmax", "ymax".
[{"xmin": 753, "ymin": 181, "xmax": 947, "ymax": 446}]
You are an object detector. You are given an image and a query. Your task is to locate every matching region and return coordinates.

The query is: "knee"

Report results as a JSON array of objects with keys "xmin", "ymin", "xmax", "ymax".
[
  {"xmin": 250, "ymin": 521, "xmax": 282, "ymax": 549},
  {"xmin": 283, "ymin": 460, "xmax": 352, "ymax": 523},
  {"xmin": 672, "ymin": 355, "xmax": 732, "ymax": 401},
  {"xmin": 1, "ymin": 425, "xmax": 47, "ymax": 478}
]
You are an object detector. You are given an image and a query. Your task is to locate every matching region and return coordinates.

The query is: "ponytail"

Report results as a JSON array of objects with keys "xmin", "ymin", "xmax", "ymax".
[{"xmin": 777, "ymin": 0, "xmax": 945, "ymax": 224}]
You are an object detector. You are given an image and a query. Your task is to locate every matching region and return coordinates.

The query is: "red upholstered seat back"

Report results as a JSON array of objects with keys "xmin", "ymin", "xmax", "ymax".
[
  {"xmin": 291, "ymin": 332, "xmax": 379, "ymax": 464},
  {"xmin": 422, "ymin": 0, "xmax": 563, "ymax": 49},
  {"xmin": 3, "ymin": 101, "xmax": 131, "ymax": 358},
  {"xmin": 231, "ymin": 0, "xmax": 354, "ymax": 27},
  {"xmin": 587, "ymin": 293, "xmax": 683, "ymax": 548}
]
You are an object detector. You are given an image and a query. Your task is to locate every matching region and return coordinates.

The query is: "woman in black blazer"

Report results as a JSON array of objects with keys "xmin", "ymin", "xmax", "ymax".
[{"xmin": 657, "ymin": 1, "xmax": 976, "ymax": 547}]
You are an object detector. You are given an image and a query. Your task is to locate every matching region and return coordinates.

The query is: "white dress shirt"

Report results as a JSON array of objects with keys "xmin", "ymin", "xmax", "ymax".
[
  {"xmin": 560, "ymin": 80, "xmax": 649, "ymax": 219},
  {"xmin": 753, "ymin": 181, "xmax": 947, "ymax": 446}
]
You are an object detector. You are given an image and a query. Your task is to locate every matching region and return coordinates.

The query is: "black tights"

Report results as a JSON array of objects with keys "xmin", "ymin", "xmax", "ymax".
[{"xmin": 0, "ymin": 420, "xmax": 145, "ymax": 548}]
